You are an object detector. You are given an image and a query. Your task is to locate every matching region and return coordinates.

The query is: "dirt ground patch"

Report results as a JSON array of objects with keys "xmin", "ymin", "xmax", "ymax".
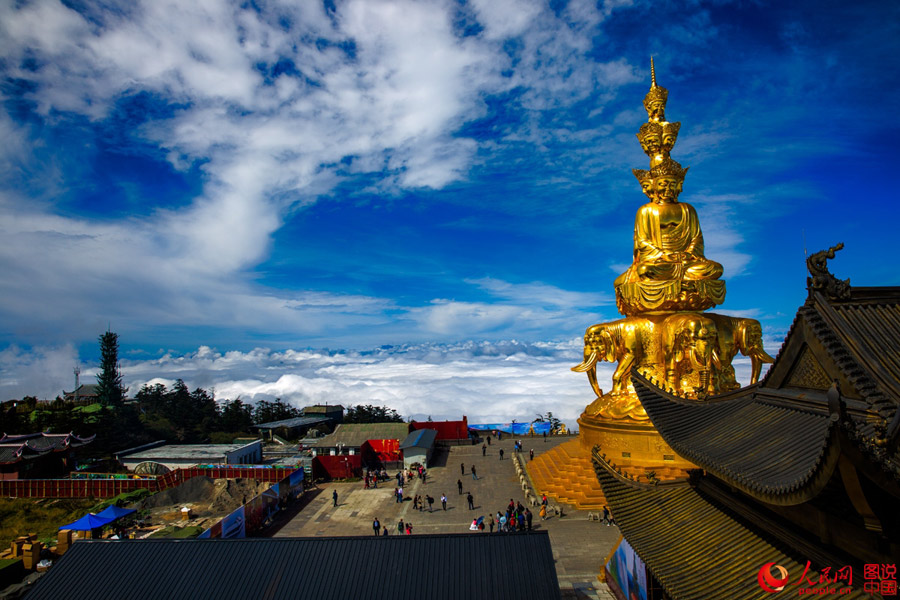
[{"xmin": 138, "ymin": 477, "xmax": 272, "ymax": 524}]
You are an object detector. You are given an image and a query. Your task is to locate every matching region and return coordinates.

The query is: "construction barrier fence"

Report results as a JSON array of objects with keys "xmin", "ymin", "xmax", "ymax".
[{"xmin": 0, "ymin": 465, "xmax": 298, "ymax": 499}]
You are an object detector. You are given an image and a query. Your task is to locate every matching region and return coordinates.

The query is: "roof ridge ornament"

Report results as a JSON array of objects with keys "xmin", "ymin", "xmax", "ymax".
[{"xmin": 806, "ymin": 243, "xmax": 851, "ymax": 301}]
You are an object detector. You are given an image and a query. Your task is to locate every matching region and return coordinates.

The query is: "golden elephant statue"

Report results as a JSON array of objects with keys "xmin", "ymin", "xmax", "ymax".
[
  {"xmin": 661, "ymin": 313, "xmax": 720, "ymax": 397},
  {"xmin": 571, "ymin": 317, "xmax": 652, "ymax": 397},
  {"xmin": 707, "ymin": 314, "xmax": 775, "ymax": 389}
]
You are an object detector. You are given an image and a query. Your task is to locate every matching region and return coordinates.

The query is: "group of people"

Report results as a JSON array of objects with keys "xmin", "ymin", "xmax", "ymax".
[
  {"xmin": 363, "ymin": 468, "xmax": 388, "ymax": 489},
  {"xmin": 393, "ymin": 465, "xmax": 427, "ymax": 488},
  {"xmin": 411, "ymin": 493, "xmax": 436, "ymax": 512},
  {"xmin": 370, "ymin": 516, "xmax": 416, "ymax": 536},
  {"xmin": 460, "ymin": 463, "xmax": 477, "ymax": 480},
  {"xmin": 469, "ymin": 497, "xmax": 537, "ymax": 533},
  {"xmin": 343, "ymin": 435, "xmax": 573, "ymax": 537}
]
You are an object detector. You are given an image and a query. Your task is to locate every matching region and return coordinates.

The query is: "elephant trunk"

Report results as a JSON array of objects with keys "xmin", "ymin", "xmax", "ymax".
[
  {"xmin": 572, "ymin": 351, "xmax": 600, "ymax": 373},
  {"xmin": 688, "ymin": 345, "xmax": 709, "ymax": 371},
  {"xmin": 572, "ymin": 351, "xmax": 603, "ymax": 398}
]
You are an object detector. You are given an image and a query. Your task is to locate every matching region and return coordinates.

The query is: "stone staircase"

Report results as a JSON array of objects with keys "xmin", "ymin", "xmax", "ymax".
[{"xmin": 527, "ymin": 439, "xmax": 607, "ymax": 510}]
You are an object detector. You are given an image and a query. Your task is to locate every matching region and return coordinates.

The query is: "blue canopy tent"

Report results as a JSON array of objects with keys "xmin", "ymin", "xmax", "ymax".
[
  {"xmin": 95, "ymin": 505, "xmax": 137, "ymax": 521},
  {"xmin": 468, "ymin": 422, "xmax": 553, "ymax": 435},
  {"xmin": 58, "ymin": 513, "xmax": 114, "ymax": 531}
]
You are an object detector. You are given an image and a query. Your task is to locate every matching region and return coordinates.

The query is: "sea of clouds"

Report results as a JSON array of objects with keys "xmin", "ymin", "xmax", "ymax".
[{"xmin": 1, "ymin": 337, "xmax": 769, "ymax": 430}]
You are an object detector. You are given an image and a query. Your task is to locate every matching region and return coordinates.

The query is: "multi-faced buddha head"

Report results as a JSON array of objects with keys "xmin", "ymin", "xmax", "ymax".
[
  {"xmin": 632, "ymin": 169, "xmax": 653, "ymax": 201},
  {"xmin": 650, "ymin": 158, "xmax": 688, "ymax": 204},
  {"xmin": 636, "ymin": 122, "xmax": 663, "ymax": 157},
  {"xmin": 661, "ymin": 121, "xmax": 680, "ymax": 153},
  {"xmin": 643, "ymin": 58, "xmax": 669, "ymax": 122},
  {"xmin": 643, "ymin": 91, "xmax": 667, "ymax": 122}
]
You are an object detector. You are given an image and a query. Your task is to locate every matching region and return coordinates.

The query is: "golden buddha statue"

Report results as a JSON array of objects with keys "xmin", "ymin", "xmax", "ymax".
[
  {"xmin": 528, "ymin": 59, "xmax": 774, "ymax": 511},
  {"xmin": 614, "ymin": 65, "xmax": 725, "ymax": 316}
]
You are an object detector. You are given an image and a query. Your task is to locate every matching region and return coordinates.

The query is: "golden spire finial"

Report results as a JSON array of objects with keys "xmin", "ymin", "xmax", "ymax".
[{"xmin": 643, "ymin": 58, "xmax": 667, "ymax": 122}]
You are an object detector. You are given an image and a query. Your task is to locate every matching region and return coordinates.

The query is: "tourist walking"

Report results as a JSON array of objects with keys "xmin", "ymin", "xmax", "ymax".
[
  {"xmin": 398, "ymin": 519, "xmax": 404, "ymax": 534},
  {"xmin": 603, "ymin": 506, "xmax": 616, "ymax": 526},
  {"xmin": 467, "ymin": 492, "xmax": 474, "ymax": 510},
  {"xmin": 529, "ymin": 449, "xmax": 534, "ymax": 461},
  {"xmin": 427, "ymin": 495, "xmax": 434, "ymax": 512},
  {"xmin": 372, "ymin": 517, "xmax": 380, "ymax": 535},
  {"xmin": 471, "ymin": 465, "xmax": 477, "ymax": 480},
  {"xmin": 460, "ymin": 462, "xmax": 465, "ymax": 475},
  {"xmin": 332, "ymin": 490, "xmax": 338, "ymax": 507},
  {"xmin": 413, "ymin": 495, "xmax": 419, "ymax": 511},
  {"xmin": 488, "ymin": 514, "xmax": 494, "ymax": 533},
  {"xmin": 398, "ymin": 486, "xmax": 403, "ymax": 503},
  {"xmin": 457, "ymin": 479, "xmax": 463, "ymax": 494},
  {"xmin": 525, "ymin": 508, "xmax": 533, "ymax": 531},
  {"xmin": 441, "ymin": 493, "xmax": 447, "ymax": 510},
  {"xmin": 539, "ymin": 504, "xmax": 547, "ymax": 521},
  {"xmin": 482, "ymin": 443, "xmax": 486, "ymax": 456},
  {"xmin": 499, "ymin": 448, "xmax": 504, "ymax": 460}
]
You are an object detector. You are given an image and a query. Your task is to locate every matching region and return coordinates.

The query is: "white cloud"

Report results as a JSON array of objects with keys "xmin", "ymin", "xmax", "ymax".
[
  {"xmin": 0, "ymin": 0, "xmax": 652, "ymax": 351},
  {"xmin": 467, "ymin": 277, "xmax": 611, "ymax": 308},
  {"xmin": 0, "ymin": 336, "xmax": 779, "ymax": 431},
  {"xmin": 128, "ymin": 340, "xmax": 606, "ymax": 429}
]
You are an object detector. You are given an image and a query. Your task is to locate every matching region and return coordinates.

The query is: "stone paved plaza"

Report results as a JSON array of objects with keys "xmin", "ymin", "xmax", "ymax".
[{"xmin": 270, "ymin": 434, "xmax": 618, "ymax": 599}]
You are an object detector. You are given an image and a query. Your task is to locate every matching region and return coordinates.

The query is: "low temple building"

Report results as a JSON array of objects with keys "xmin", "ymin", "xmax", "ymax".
[{"xmin": 0, "ymin": 432, "xmax": 95, "ymax": 479}]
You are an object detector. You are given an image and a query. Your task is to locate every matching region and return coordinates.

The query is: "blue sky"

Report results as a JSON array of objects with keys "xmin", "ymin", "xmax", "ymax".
[{"xmin": 1, "ymin": 0, "xmax": 898, "ymax": 424}]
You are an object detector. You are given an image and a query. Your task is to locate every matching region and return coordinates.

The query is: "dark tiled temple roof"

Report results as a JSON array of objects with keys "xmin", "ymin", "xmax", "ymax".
[
  {"xmin": 764, "ymin": 287, "xmax": 900, "ymax": 422},
  {"xmin": 0, "ymin": 432, "xmax": 96, "ymax": 452},
  {"xmin": 632, "ymin": 372, "xmax": 842, "ymax": 504},
  {"xmin": 27, "ymin": 533, "xmax": 560, "ymax": 600},
  {"xmin": 0, "ymin": 443, "xmax": 50, "ymax": 464},
  {"xmin": 62, "ymin": 383, "xmax": 100, "ymax": 397},
  {"xmin": 591, "ymin": 449, "xmax": 871, "ymax": 600},
  {"xmin": 253, "ymin": 416, "xmax": 331, "ymax": 430}
]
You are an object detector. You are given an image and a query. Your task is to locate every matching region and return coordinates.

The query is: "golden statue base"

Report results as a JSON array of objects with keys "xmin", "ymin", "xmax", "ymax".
[
  {"xmin": 527, "ymin": 395, "xmax": 694, "ymax": 511},
  {"xmin": 577, "ymin": 409, "xmax": 694, "ymax": 477}
]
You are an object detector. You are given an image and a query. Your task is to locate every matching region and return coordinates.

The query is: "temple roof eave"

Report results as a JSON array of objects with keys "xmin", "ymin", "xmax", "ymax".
[
  {"xmin": 631, "ymin": 371, "xmax": 844, "ymax": 505},
  {"xmin": 590, "ymin": 447, "xmax": 872, "ymax": 600}
]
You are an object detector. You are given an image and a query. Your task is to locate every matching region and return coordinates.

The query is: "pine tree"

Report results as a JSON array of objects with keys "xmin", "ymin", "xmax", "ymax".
[{"xmin": 96, "ymin": 331, "xmax": 125, "ymax": 407}]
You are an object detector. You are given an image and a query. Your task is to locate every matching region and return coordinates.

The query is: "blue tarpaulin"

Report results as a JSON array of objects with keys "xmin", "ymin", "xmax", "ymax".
[
  {"xmin": 468, "ymin": 422, "xmax": 553, "ymax": 435},
  {"xmin": 95, "ymin": 505, "xmax": 137, "ymax": 521},
  {"xmin": 58, "ymin": 513, "xmax": 114, "ymax": 531}
]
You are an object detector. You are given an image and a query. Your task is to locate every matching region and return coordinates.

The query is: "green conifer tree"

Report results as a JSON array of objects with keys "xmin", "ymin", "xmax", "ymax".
[{"xmin": 96, "ymin": 331, "xmax": 125, "ymax": 407}]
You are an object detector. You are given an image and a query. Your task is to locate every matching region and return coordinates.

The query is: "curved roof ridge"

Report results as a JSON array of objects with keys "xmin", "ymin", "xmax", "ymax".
[{"xmin": 632, "ymin": 372, "xmax": 842, "ymax": 505}]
